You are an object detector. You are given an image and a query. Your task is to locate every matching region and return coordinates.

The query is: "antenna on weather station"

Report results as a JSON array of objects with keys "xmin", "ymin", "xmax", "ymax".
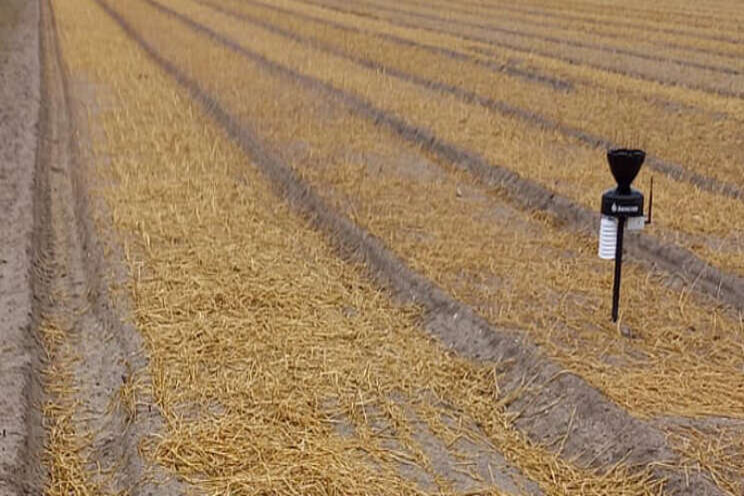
[{"xmin": 598, "ymin": 148, "xmax": 653, "ymax": 322}]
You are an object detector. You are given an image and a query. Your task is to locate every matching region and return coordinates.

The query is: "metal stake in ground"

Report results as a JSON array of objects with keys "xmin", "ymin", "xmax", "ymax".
[
  {"xmin": 611, "ymin": 215, "xmax": 626, "ymax": 322},
  {"xmin": 598, "ymin": 149, "xmax": 652, "ymax": 322}
]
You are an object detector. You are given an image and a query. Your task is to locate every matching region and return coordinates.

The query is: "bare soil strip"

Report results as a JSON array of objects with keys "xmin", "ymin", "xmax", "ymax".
[
  {"xmin": 499, "ymin": 4, "xmax": 744, "ymax": 45},
  {"xmin": 329, "ymin": 0, "xmax": 743, "ymax": 77},
  {"xmin": 388, "ymin": 0, "xmax": 744, "ymax": 62},
  {"xmin": 240, "ymin": 0, "xmax": 574, "ymax": 92},
  {"xmin": 492, "ymin": 0, "xmax": 744, "ymax": 37},
  {"xmin": 0, "ymin": 0, "xmax": 43, "ymax": 492},
  {"xmin": 92, "ymin": 0, "xmax": 728, "ymax": 493},
  {"xmin": 10, "ymin": 0, "xmax": 188, "ymax": 493},
  {"xmin": 205, "ymin": 0, "xmax": 744, "ymax": 202},
  {"xmin": 230, "ymin": 0, "xmax": 744, "ymax": 192},
  {"xmin": 299, "ymin": 0, "xmax": 744, "ymax": 98},
  {"xmin": 135, "ymin": 0, "xmax": 744, "ymax": 313}
]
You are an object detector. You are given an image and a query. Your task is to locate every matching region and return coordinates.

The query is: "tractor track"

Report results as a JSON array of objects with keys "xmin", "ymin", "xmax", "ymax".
[
  {"xmin": 128, "ymin": 0, "xmax": 744, "ymax": 314},
  {"xmin": 297, "ymin": 0, "xmax": 744, "ymax": 99},
  {"xmin": 10, "ymin": 0, "xmax": 187, "ymax": 493},
  {"xmin": 92, "ymin": 0, "xmax": 729, "ymax": 493},
  {"xmin": 0, "ymin": 0, "xmax": 43, "ymax": 492},
  {"xmin": 206, "ymin": 0, "xmax": 744, "ymax": 202}
]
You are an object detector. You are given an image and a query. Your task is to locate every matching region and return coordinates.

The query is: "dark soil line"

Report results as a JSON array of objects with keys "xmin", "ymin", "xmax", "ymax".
[
  {"xmin": 150, "ymin": 0, "xmax": 744, "ymax": 314},
  {"xmin": 464, "ymin": 0, "xmax": 744, "ymax": 47},
  {"xmin": 348, "ymin": 0, "xmax": 744, "ymax": 77},
  {"xmin": 397, "ymin": 0, "xmax": 744, "ymax": 61},
  {"xmin": 264, "ymin": 0, "xmax": 738, "ymax": 122},
  {"xmin": 94, "ymin": 1, "xmax": 728, "ymax": 493},
  {"xmin": 216, "ymin": 0, "xmax": 565, "ymax": 90},
  {"xmin": 298, "ymin": 0, "xmax": 744, "ymax": 99},
  {"xmin": 211, "ymin": 0, "xmax": 744, "ymax": 202},
  {"xmin": 241, "ymin": 0, "xmax": 573, "ymax": 91},
  {"xmin": 35, "ymin": 0, "xmax": 186, "ymax": 493}
]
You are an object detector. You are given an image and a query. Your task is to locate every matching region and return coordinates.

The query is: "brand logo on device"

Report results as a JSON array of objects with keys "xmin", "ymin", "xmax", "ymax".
[{"xmin": 611, "ymin": 203, "xmax": 638, "ymax": 214}]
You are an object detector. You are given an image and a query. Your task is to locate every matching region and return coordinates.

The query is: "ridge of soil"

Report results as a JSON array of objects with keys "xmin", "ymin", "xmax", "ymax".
[
  {"xmin": 144, "ymin": 0, "xmax": 744, "ymax": 316},
  {"xmin": 95, "ymin": 1, "xmax": 725, "ymax": 492},
  {"xmin": 204, "ymin": 0, "xmax": 744, "ymax": 202},
  {"xmin": 1, "ymin": 0, "xmax": 187, "ymax": 493},
  {"xmin": 36, "ymin": 0, "xmax": 187, "ymax": 492}
]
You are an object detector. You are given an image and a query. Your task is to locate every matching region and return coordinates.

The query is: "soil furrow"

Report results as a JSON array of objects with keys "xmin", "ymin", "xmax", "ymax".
[
  {"xmin": 394, "ymin": 0, "xmax": 744, "ymax": 61},
  {"xmin": 131, "ymin": 0, "xmax": 744, "ymax": 312},
  {"xmin": 229, "ymin": 0, "xmax": 744, "ymax": 184},
  {"xmin": 208, "ymin": 0, "xmax": 744, "ymax": 202},
  {"xmin": 235, "ymin": 0, "xmax": 574, "ymax": 91},
  {"xmin": 297, "ymin": 0, "xmax": 744, "ymax": 99},
  {"xmin": 273, "ymin": 0, "xmax": 744, "ymax": 122},
  {"xmin": 493, "ymin": 0, "xmax": 744, "ymax": 37},
  {"xmin": 28, "ymin": 0, "xmax": 187, "ymax": 493},
  {"xmin": 508, "ymin": 5, "xmax": 744, "ymax": 45},
  {"xmin": 239, "ymin": 0, "xmax": 741, "ymax": 126},
  {"xmin": 91, "ymin": 0, "xmax": 729, "ymax": 493},
  {"xmin": 338, "ymin": 0, "xmax": 744, "ymax": 77}
]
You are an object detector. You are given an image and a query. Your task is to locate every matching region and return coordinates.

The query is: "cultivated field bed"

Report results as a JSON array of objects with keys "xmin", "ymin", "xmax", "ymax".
[{"xmin": 3, "ymin": 0, "xmax": 743, "ymax": 494}]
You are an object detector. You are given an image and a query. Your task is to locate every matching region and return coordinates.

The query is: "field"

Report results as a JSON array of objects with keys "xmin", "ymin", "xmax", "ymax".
[{"xmin": 1, "ymin": 0, "xmax": 743, "ymax": 494}]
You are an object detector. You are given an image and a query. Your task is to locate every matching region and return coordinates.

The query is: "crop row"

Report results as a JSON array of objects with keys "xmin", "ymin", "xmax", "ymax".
[
  {"xmin": 50, "ymin": 0, "xmax": 744, "ymax": 491},
  {"xmin": 392, "ymin": 0, "xmax": 744, "ymax": 60},
  {"xmin": 50, "ymin": 0, "xmax": 676, "ymax": 492},
  {"xmin": 269, "ymin": 0, "xmax": 744, "ymax": 191},
  {"xmin": 106, "ymin": 0, "xmax": 744, "ymax": 424},
  {"xmin": 333, "ymin": 0, "xmax": 744, "ymax": 77},
  {"xmin": 154, "ymin": 0, "xmax": 744, "ymax": 279},
  {"xmin": 93, "ymin": 0, "xmax": 744, "ymax": 491},
  {"xmin": 306, "ymin": 0, "xmax": 744, "ymax": 99},
  {"xmin": 477, "ymin": 0, "xmax": 744, "ymax": 35}
]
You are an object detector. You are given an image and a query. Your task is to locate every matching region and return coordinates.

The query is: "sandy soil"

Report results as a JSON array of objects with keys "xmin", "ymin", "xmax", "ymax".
[
  {"xmin": 36, "ymin": 0, "xmax": 187, "ymax": 493},
  {"xmin": 101, "ymin": 3, "xmax": 724, "ymax": 491},
  {"xmin": 2, "ymin": 0, "xmax": 737, "ymax": 493},
  {"xmin": 2, "ymin": 0, "xmax": 184, "ymax": 493},
  {"xmin": 0, "ymin": 0, "xmax": 43, "ymax": 493}
]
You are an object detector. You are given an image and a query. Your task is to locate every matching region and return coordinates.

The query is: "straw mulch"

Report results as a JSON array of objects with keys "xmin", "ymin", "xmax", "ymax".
[
  {"xmin": 107, "ymin": 0, "xmax": 744, "ymax": 491},
  {"xmin": 38, "ymin": 292, "xmax": 101, "ymax": 496},
  {"xmin": 49, "ymin": 0, "xmax": 670, "ymax": 493},
  {"xmin": 130, "ymin": 0, "xmax": 744, "ymax": 422},
  {"xmin": 178, "ymin": 0, "xmax": 744, "ymax": 278}
]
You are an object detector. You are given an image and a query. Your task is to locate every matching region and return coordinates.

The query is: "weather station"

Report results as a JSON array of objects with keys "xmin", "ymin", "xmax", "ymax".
[{"xmin": 598, "ymin": 148, "xmax": 653, "ymax": 322}]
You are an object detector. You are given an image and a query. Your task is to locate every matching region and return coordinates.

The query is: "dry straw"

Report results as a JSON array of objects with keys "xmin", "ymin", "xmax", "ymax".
[
  {"xmin": 141, "ymin": 0, "xmax": 744, "ymax": 418},
  {"xmin": 38, "ymin": 295, "xmax": 100, "ymax": 495},
  {"xmin": 163, "ymin": 0, "xmax": 744, "ymax": 281},
  {"xmin": 48, "ymin": 0, "xmax": 744, "ymax": 493},
  {"xmin": 242, "ymin": 0, "xmax": 744, "ymax": 190}
]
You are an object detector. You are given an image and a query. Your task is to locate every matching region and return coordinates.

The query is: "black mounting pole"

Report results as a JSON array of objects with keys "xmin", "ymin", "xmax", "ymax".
[{"xmin": 611, "ymin": 216, "xmax": 626, "ymax": 322}]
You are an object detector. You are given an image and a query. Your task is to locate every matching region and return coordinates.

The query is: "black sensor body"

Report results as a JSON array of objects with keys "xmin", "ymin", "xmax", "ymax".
[
  {"xmin": 602, "ymin": 148, "xmax": 647, "ymax": 323},
  {"xmin": 600, "ymin": 188, "xmax": 644, "ymax": 218}
]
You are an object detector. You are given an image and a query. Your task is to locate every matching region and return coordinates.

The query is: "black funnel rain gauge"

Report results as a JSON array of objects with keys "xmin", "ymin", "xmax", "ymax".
[{"xmin": 599, "ymin": 149, "xmax": 653, "ymax": 322}]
